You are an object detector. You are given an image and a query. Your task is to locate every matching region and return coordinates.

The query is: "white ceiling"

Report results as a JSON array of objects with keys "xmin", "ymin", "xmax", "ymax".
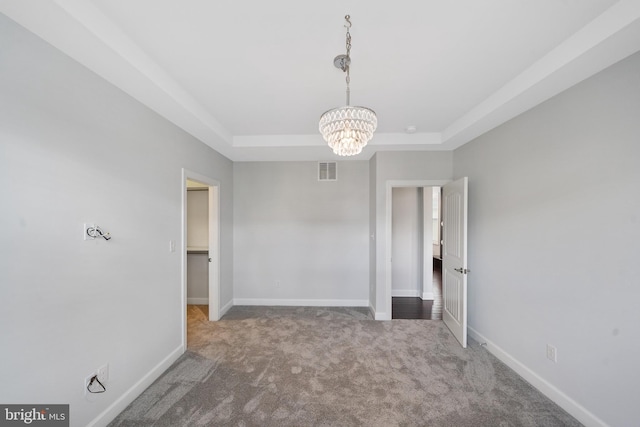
[{"xmin": 2, "ymin": 0, "xmax": 640, "ymax": 161}]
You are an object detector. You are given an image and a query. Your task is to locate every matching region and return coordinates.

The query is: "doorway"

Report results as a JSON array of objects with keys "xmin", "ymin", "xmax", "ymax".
[
  {"xmin": 385, "ymin": 180, "xmax": 449, "ymax": 320},
  {"xmin": 181, "ymin": 169, "xmax": 220, "ymax": 351},
  {"xmin": 186, "ymin": 182, "xmax": 209, "ymax": 305},
  {"xmin": 390, "ymin": 186, "xmax": 443, "ymax": 319}
]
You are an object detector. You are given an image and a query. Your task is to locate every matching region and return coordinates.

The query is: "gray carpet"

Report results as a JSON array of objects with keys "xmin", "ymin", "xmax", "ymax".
[{"xmin": 109, "ymin": 306, "xmax": 581, "ymax": 426}]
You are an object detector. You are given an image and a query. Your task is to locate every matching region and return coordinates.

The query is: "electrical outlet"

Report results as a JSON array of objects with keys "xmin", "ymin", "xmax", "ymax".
[
  {"xmin": 83, "ymin": 223, "xmax": 95, "ymax": 240},
  {"xmin": 546, "ymin": 344, "xmax": 558, "ymax": 363},
  {"xmin": 84, "ymin": 363, "xmax": 109, "ymax": 396}
]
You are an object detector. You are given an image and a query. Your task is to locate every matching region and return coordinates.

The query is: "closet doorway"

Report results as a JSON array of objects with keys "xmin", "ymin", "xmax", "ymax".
[{"xmin": 182, "ymin": 169, "xmax": 220, "ymax": 350}]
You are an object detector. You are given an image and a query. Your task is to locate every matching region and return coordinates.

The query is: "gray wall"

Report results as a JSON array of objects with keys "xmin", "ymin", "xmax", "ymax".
[
  {"xmin": 453, "ymin": 52, "xmax": 640, "ymax": 427},
  {"xmin": 187, "ymin": 254, "xmax": 209, "ymax": 302},
  {"xmin": 186, "ymin": 190, "xmax": 209, "ymax": 303},
  {"xmin": 391, "ymin": 187, "xmax": 423, "ymax": 296},
  {"xmin": 368, "ymin": 154, "xmax": 378, "ymax": 311},
  {"xmin": 186, "ymin": 189, "xmax": 209, "ymax": 249},
  {"xmin": 233, "ymin": 161, "xmax": 370, "ymax": 304},
  {"xmin": 0, "ymin": 15, "xmax": 233, "ymax": 427}
]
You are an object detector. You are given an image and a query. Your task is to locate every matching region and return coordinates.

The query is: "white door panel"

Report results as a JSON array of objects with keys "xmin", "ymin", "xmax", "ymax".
[{"xmin": 442, "ymin": 177, "xmax": 468, "ymax": 348}]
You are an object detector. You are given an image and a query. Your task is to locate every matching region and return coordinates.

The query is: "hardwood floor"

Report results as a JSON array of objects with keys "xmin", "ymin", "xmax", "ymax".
[
  {"xmin": 392, "ymin": 298, "xmax": 433, "ymax": 319},
  {"xmin": 189, "ymin": 304, "xmax": 208, "ymax": 318},
  {"xmin": 392, "ymin": 258, "xmax": 442, "ymax": 320}
]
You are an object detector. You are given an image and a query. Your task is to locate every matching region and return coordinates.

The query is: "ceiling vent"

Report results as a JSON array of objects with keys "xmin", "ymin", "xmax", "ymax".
[{"xmin": 318, "ymin": 162, "xmax": 337, "ymax": 181}]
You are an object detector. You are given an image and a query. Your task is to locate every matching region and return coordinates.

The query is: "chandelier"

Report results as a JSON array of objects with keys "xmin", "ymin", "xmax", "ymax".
[{"xmin": 319, "ymin": 15, "xmax": 377, "ymax": 157}]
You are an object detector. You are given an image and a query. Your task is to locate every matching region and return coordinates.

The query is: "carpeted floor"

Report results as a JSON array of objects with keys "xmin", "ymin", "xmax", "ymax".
[{"xmin": 109, "ymin": 306, "xmax": 582, "ymax": 426}]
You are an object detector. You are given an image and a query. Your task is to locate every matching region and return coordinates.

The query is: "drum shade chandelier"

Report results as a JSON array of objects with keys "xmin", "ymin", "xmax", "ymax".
[{"xmin": 319, "ymin": 15, "xmax": 377, "ymax": 156}]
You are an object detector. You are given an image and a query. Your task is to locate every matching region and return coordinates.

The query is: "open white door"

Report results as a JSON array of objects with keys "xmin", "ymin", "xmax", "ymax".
[{"xmin": 442, "ymin": 177, "xmax": 468, "ymax": 348}]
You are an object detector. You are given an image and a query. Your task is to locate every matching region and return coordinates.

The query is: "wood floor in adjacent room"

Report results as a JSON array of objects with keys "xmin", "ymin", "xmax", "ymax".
[{"xmin": 392, "ymin": 258, "xmax": 443, "ymax": 320}]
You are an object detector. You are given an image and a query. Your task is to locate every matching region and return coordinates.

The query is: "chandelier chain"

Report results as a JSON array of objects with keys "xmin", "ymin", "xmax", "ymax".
[{"xmin": 345, "ymin": 14, "xmax": 352, "ymax": 92}]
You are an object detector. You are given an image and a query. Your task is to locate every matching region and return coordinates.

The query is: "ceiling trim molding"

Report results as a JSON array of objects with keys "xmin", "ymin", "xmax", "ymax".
[
  {"xmin": 232, "ymin": 132, "xmax": 442, "ymax": 148},
  {"xmin": 2, "ymin": 0, "xmax": 639, "ymax": 161},
  {"xmin": 2, "ymin": 0, "xmax": 234, "ymax": 157},
  {"xmin": 440, "ymin": 0, "xmax": 640, "ymax": 150}
]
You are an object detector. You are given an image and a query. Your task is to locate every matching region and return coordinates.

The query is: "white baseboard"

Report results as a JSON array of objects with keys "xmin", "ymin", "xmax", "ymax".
[
  {"xmin": 368, "ymin": 304, "xmax": 376, "ymax": 319},
  {"xmin": 233, "ymin": 298, "xmax": 369, "ymax": 307},
  {"xmin": 187, "ymin": 297, "xmax": 209, "ymax": 305},
  {"xmin": 374, "ymin": 311, "xmax": 391, "ymax": 320},
  {"xmin": 369, "ymin": 303, "xmax": 391, "ymax": 320},
  {"xmin": 422, "ymin": 292, "xmax": 434, "ymax": 300},
  {"xmin": 391, "ymin": 290, "xmax": 420, "ymax": 297},
  {"xmin": 220, "ymin": 299, "xmax": 233, "ymax": 317},
  {"xmin": 87, "ymin": 345, "xmax": 184, "ymax": 427},
  {"xmin": 468, "ymin": 327, "xmax": 608, "ymax": 427}
]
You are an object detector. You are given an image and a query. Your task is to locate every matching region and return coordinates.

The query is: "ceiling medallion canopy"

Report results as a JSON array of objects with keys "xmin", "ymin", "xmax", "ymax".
[{"xmin": 319, "ymin": 15, "xmax": 377, "ymax": 157}]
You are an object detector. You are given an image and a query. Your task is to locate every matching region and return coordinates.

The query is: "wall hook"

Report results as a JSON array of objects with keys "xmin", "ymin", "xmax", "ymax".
[{"xmin": 87, "ymin": 225, "xmax": 111, "ymax": 241}]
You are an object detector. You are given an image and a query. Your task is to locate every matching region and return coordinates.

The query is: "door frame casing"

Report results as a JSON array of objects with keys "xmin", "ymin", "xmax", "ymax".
[
  {"xmin": 181, "ymin": 168, "xmax": 221, "ymax": 351},
  {"xmin": 385, "ymin": 180, "xmax": 449, "ymax": 319}
]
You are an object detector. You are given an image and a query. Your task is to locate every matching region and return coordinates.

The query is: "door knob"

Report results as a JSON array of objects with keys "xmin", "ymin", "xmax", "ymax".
[{"xmin": 454, "ymin": 267, "xmax": 470, "ymax": 274}]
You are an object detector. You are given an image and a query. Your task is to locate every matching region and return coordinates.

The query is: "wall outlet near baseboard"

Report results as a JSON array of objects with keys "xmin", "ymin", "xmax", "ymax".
[
  {"xmin": 84, "ymin": 363, "xmax": 109, "ymax": 396},
  {"xmin": 546, "ymin": 344, "xmax": 558, "ymax": 363}
]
